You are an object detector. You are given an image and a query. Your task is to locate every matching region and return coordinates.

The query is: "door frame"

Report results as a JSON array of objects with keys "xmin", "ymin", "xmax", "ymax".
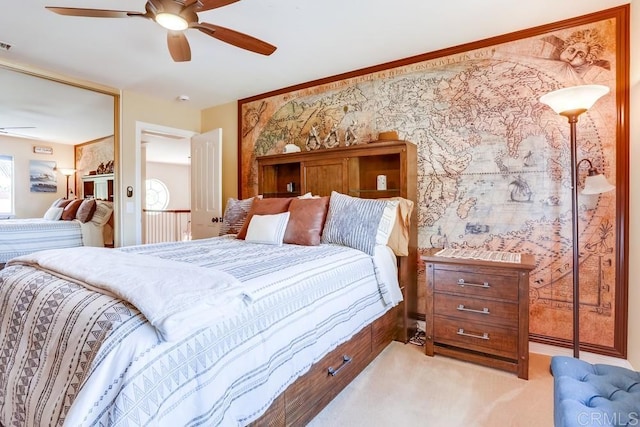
[{"xmin": 134, "ymin": 121, "xmax": 196, "ymax": 245}]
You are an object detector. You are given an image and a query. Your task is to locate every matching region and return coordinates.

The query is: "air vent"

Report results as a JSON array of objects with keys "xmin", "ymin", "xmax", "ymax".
[{"xmin": 0, "ymin": 42, "xmax": 11, "ymax": 51}]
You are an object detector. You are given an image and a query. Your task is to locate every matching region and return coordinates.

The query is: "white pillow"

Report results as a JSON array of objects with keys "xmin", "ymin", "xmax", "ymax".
[
  {"xmin": 43, "ymin": 206, "xmax": 64, "ymax": 221},
  {"xmin": 245, "ymin": 212, "xmax": 291, "ymax": 245}
]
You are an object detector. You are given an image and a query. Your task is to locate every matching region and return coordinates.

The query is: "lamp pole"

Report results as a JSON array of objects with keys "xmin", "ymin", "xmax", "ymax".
[
  {"xmin": 562, "ymin": 109, "xmax": 586, "ymax": 358},
  {"xmin": 59, "ymin": 168, "xmax": 76, "ymax": 200},
  {"xmin": 539, "ymin": 84, "xmax": 610, "ymax": 359}
]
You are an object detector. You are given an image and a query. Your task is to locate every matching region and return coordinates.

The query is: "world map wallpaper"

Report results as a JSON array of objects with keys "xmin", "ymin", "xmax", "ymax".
[{"xmin": 239, "ymin": 7, "xmax": 628, "ymax": 354}]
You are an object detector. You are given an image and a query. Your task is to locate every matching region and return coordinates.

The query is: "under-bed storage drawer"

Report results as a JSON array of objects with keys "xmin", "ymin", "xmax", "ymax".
[
  {"xmin": 249, "ymin": 308, "xmax": 397, "ymax": 427},
  {"xmin": 285, "ymin": 325, "xmax": 372, "ymax": 425}
]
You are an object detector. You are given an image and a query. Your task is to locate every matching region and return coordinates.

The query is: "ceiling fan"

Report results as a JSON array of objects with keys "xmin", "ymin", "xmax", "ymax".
[
  {"xmin": 0, "ymin": 126, "xmax": 36, "ymax": 136},
  {"xmin": 45, "ymin": 0, "xmax": 277, "ymax": 62}
]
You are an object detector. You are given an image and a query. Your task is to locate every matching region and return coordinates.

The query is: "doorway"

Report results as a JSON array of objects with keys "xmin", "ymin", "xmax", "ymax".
[{"xmin": 135, "ymin": 122, "xmax": 196, "ymax": 245}]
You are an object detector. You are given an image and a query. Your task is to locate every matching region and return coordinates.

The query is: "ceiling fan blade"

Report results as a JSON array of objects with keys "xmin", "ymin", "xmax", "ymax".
[
  {"xmin": 167, "ymin": 31, "xmax": 192, "ymax": 62},
  {"xmin": 193, "ymin": 23, "xmax": 276, "ymax": 55},
  {"xmin": 0, "ymin": 126, "xmax": 35, "ymax": 130},
  {"xmin": 195, "ymin": 0, "xmax": 241, "ymax": 12},
  {"xmin": 45, "ymin": 6, "xmax": 143, "ymax": 18}
]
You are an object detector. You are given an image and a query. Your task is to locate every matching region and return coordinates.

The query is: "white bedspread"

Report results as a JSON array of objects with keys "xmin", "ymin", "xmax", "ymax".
[
  {"xmin": 0, "ymin": 237, "xmax": 401, "ymax": 426},
  {"xmin": 8, "ymin": 246, "xmax": 244, "ymax": 341}
]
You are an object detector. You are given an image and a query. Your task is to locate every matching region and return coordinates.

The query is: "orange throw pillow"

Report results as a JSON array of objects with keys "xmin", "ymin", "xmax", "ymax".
[{"xmin": 283, "ymin": 197, "xmax": 330, "ymax": 246}]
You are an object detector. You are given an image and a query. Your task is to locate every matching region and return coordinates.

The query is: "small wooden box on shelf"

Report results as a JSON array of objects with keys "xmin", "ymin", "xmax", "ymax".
[{"xmin": 421, "ymin": 248, "xmax": 535, "ymax": 379}]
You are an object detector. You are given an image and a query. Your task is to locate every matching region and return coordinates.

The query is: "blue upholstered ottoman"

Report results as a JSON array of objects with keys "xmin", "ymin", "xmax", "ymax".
[{"xmin": 551, "ymin": 356, "xmax": 640, "ymax": 426}]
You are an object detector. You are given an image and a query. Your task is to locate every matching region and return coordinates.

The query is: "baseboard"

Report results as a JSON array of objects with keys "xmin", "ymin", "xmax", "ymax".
[{"xmin": 529, "ymin": 342, "xmax": 634, "ymax": 370}]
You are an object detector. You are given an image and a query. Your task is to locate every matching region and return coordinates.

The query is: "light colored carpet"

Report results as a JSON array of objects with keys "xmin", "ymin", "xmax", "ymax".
[{"xmin": 308, "ymin": 342, "xmax": 554, "ymax": 427}]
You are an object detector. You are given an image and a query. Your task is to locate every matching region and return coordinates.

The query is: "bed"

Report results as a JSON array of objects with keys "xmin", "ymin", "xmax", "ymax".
[
  {"xmin": 0, "ymin": 192, "xmax": 408, "ymax": 426},
  {"xmin": 0, "ymin": 198, "xmax": 113, "ymax": 266}
]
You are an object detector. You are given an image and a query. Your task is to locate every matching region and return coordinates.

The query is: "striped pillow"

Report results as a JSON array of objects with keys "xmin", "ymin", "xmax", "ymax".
[
  {"xmin": 321, "ymin": 191, "xmax": 397, "ymax": 255},
  {"xmin": 90, "ymin": 200, "xmax": 113, "ymax": 226},
  {"xmin": 219, "ymin": 196, "xmax": 260, "ymax": 236}
]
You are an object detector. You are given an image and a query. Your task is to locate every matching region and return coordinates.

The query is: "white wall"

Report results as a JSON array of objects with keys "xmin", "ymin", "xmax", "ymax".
[{"xmin": 0, "ymin": 135, "xmax": 75, "ymax": 218}]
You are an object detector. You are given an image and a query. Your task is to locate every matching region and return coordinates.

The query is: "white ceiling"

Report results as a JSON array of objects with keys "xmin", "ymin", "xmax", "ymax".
[{"xmin": 0, "ymin": 0, "xmax": 629, "ymax": 152}]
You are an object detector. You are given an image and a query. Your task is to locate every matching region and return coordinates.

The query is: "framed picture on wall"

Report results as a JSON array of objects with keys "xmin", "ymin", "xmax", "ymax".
[{"xmin": 29, "ymin": 160, "xmax": 57, "ymax": 193}]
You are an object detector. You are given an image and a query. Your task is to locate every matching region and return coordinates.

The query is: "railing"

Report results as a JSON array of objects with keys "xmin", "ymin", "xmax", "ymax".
[{"xmin": 143, "ymin": 209, "xmax": 191, "ymax": 244}]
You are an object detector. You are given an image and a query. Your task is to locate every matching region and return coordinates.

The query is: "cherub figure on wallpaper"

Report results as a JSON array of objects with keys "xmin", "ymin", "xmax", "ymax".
[
  {"xmin": 541, "ymin": 28, "xmax": 610, "ymax": 82},
  {"xmin": 323, "ymin": 123, "xmax": 340, "ymax": 148},
  {"xmin": 306, "ymin": 124, "xmax": 321, "ymax": 151}
]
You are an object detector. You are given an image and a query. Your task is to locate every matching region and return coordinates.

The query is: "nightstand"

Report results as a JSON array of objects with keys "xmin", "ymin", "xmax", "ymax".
[{"xmin": 422, "ymin": 249, "xmax": 536, "ymax": 379}]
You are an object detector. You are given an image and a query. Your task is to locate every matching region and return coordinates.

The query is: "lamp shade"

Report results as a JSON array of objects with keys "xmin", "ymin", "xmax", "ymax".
[
  {"xmin": 58, "ymin": 168, "xmax": 76, "ymax": 176},
  {"xmin": 582, "ymin": 173, "xmax": 615, "ymax": 195},
  {"xmin": 539, "ymin": 85, "xmax": 610, "ymax": 114}
]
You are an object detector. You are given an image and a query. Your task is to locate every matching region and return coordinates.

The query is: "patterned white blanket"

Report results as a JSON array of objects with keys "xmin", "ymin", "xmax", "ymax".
[
  {"xmin": 0, "ymin": 218, "xmax": 83, "ymax": 263},
  {"xmin": 0, "ymin": 237, "xmax": 400, "ymax": 426},
  {"xmin": 8, "ymin": 246, "xmax": 244, "ymax": 341},
  {"xmin": 0, "ymin": 218, "xmax": 107, "ymax": 263}
]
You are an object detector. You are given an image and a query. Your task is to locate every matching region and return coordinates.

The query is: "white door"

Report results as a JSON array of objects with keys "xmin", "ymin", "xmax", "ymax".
[{"xmin": 190, "ymin": 129, "xmax": 222, "ymax": 239}]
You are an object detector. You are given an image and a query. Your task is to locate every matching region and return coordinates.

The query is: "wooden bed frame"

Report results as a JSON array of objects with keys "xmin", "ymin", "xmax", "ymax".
[{"xmin": 251, "ymin": 306, "xmax": 398, "ymax": 426}]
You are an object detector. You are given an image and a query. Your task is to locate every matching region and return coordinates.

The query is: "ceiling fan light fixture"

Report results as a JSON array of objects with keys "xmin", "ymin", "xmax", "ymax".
[{"xmin": 155, "ymin": 12, "xmax": 188, "ymax": 31}]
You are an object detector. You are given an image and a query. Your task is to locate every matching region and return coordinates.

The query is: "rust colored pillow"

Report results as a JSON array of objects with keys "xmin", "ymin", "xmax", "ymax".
[
  {"xmin": 237, "ymin": 197, "xmax": 293, "ymax": 240},
  {"xmin": 55, "ymin": 199, "xmax": 72, "ymax": 208},
  {"xmin": 283, "ymin": 196, "xmax": 330, "ymax": 246},
  {"xmin": 75, "ymin": 199, "xmax": 97, "ymax": 223},
  {"xmin": 61, "ymin": 199, "xmax": 83, "ymax": 220}
]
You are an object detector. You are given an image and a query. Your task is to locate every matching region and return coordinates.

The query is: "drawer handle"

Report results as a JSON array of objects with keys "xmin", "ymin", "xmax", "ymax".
[
  {"xmin": 457, "ymin": 304, "xmax": 490, "ymax": 315},
  {"xmin": 457, "ymin": 328, "xmax": 489, "ymax": 340},
  {"xmin": 328, "ymin": 355, "xmax": 352, "ymax": 377},
  {"xmin": 457, "ymin": 278, "xmax": 490, "ymax": 288}
]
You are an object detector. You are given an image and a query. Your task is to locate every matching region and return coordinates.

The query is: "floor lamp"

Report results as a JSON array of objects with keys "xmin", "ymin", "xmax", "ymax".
[
  {"xmin": 539, "ymin": 84, "xmax": 615, "ymax": 358},
  {"xmin": 58, "ymin": 168, "xmax": 76, "ymax": 199}
]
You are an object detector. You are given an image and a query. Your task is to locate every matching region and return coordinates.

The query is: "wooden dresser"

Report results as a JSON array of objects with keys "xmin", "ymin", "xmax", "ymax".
[
  {"xmin": 257, "ymin": 140, "xmax": 417, "ymax": 343},
  {"xmin": 421, "ymin": 249, "xmax": 535, "ymax": 379}
]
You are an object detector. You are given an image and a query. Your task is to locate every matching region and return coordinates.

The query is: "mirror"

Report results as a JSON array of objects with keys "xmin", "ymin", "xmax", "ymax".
[{"xmin": 0, "ymin": 62, "xmax": 119, "ymax": 243}]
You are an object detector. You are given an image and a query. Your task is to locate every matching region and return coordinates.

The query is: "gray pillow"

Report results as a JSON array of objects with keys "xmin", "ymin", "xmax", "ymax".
[{"xmin": 321, "ymin": 191, "xmax": 387, "ymax": 255}]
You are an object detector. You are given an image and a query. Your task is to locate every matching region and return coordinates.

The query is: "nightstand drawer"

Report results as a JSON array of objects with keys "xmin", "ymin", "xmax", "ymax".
[
  {"xmin": 434, "ymin": 293, "xmax": 518, "ymax": 327},
  {"xmin": 434, "ymin": 316, "xmax": 518, "ymax": 359},
  {"xmin": 433, "ymin": 268, "xmax": 518, "ymax": 301}
]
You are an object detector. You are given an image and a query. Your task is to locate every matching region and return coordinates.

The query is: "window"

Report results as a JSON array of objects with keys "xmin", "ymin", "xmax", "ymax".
[
  {"xmin": 145, "ymin": 178, "xmax": 169, "ymax": 211},
  {"xmin": 0, "ymin": 155, "xmax": 14, "ymax": 217}
]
